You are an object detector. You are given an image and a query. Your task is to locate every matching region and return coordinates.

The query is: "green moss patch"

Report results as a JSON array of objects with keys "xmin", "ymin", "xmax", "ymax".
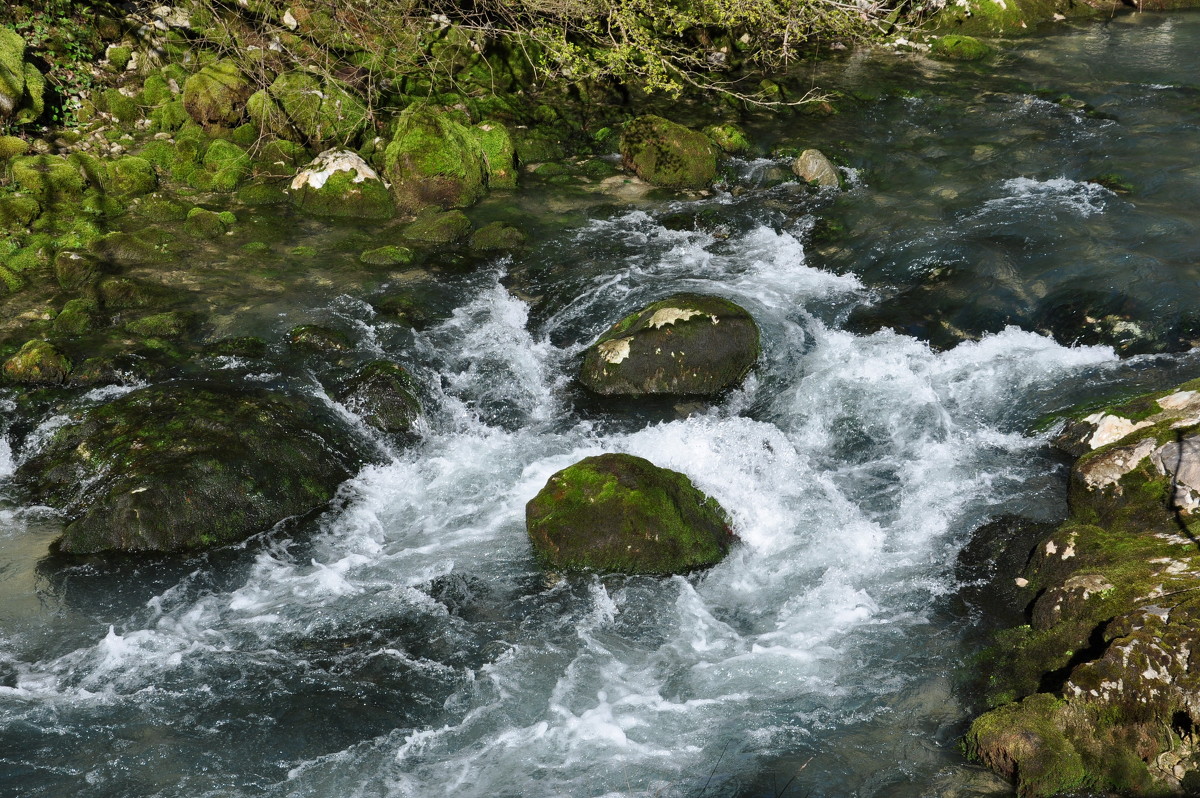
[{"xmin": 526, "ymin": 453, "xmax": 735, "ymax": 574}]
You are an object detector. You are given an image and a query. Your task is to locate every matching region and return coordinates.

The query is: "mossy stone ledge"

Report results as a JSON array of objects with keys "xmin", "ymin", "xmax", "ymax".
[
  {"xmin": 969, "ymin": 380, "xmax": 1200, "ymax": 796},
  {"xmin": 15, "ymin": 382, "xmax": 375, "ymax": 555},
  {"xmin": 619, "ymin": 115, "xmax": 719, "ymax": 189},
  {"xmin": 580, "ymin": 293, "xmax": 761, "ymax": 398},
  {"xmin": 526, "ymin": 453, "xmax": 735, "ymax": 575}
]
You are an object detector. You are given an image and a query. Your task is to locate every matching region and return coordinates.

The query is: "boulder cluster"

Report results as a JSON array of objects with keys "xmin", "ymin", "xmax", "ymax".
[{"xmin": 968, "ymin": 381, "xmax": 1200, "ymax": 796}]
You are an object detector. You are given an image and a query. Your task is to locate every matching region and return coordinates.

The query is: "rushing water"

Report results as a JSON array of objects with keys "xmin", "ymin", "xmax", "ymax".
[{"xmin": 7, "ymin": 11, "xmax": 1200, "ymax": 798}]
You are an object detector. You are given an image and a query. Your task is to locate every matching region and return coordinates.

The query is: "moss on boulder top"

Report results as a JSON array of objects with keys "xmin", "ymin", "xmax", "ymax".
[
  {"xmin": 580, "ymin": 293, "xmax": 761, "ymax": 398},
  {"xmin": 930, "ymin": 34, "xmax": 993, "ymax": 61},
  {"xmin": 288, "ymin": 149, "xmax": 394, "ymax": 219},
  {"xmin": 526, "ymin": 453, "xmax": 735, "ymax": 574},
  {"xmin": 247, "ymin": 71, "xmax": 369, "ymax": 149},
  {"xmin": 3, "ymin": 340, "xmax": 72, "ymax": 385},
  {"xmin": 10, "ymin": 154, "xmax": 87, "ymax": 203},
  {"xmin": 968, "ymin": 380, "xmax": 1200, "ymax": 796},
  {"xmin": 182, "ymin": 59, "xmax": 253, "ymax": 127},
  {"xmin": 0, "ymin": 29, "xmax": 44, "ymax": 125},
  {"xmin": 15, "ymin": 382, "xmax": 375, "ymax": 554},
  {"xmin": 619, "ymin": 115, "xmax": 719, "ymax": 189},
  {"xmin": 384, "ymin": 106, "xmax": 487, "ymax": 213}
]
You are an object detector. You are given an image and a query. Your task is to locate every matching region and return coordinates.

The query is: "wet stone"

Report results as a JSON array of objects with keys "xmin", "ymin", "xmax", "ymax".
[
  {"xmin": 526, "ymin": 453, "xmax": 735, "ymax": 575},
  {"xmin": 580, "ymin": 293, "xmax": 760, "ymax": 399}
]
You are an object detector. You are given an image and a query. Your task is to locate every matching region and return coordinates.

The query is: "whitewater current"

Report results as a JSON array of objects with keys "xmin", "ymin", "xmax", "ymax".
[{"xmin": 0, "ymin": 207, "xmax": 1127, "ymax": 798}]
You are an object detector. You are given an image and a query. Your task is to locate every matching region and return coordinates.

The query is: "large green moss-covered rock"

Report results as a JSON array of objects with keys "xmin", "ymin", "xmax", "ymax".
[
  {"xmin": 182, "ymin": 60, "xmax": 253, "ymax": 126},
  {"xmin": 580, "ymin": 293, "xmax": 760, "ymax": 398},
  {"xmin": 288, "ymin": 149, "xmax": 394, "ymax": 219},
  {"xmin": 932, "ymin": 0, "xmax": 1084, "ymax": 35},
  {"xmin": 247, "ymin": 71, "xmax": 368, "ymax": 149},
  {"xmin": 969, "ymin": 381, "xmax": 1200, "ymax": 796},
  {"xmin": 0, "ymin": 29, "xmax": 43, "ymax": 124},
  {"xmin": 16, "ymin": 382, "xmax": 374, "ymax": 554},
  {"xmin": 383, "ymin": 106, "xmax": 487, "ymax": 213},
  {"xmin": 619, "ymin": 115, "xmax": 719, "ymax": 189},
  {"xmin": 0, "ymin": 28, "xmax": 25, "ymax": 118},
  {"xmin": 2, "ymin": 340, "xmax": 72, "ymax": 384},
  {"xmin": 100, "ymin": 156, "xmax": 158, "ymax": 198},
  {"xmin": 202, "ymin": 139, "xmax": 251, "ymax": 191},
  {"xmin": 526, "ymin": 453, "xmax": 735, "ymax": 574}
]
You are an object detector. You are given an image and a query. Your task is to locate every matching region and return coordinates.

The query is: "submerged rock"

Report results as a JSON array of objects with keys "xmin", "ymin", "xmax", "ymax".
[
  {"xmin": 335, "ymin": 360, "xmax": 422, "ymax": 434},
  {"xmin": 968, "ymin": 378, "xmax": 1200, "ymax": 796},
  {"xmin": 289, "ymin": 324, "xmax": 352, "ymax": 353},
  {"xmin": 526, "ymin": 453, "xmax": 735, "ymax": 574},
  {"xmin": 619, "ymin": 115, "xmax": 719, "ymax": 189},
  {"xmin": 288, "ymin": 149, "xmax": 394, "ymax": 219},
  {"xmin": 580, "ymin": 293, "xmax": 760, "ymax": 398},
  {"xmin": 791, "ymin": 149, "xmax": 840, "ymax": 188},
  {"xmin": 17, "ymin": 382, "xmax": 373, "ymax": 554}
]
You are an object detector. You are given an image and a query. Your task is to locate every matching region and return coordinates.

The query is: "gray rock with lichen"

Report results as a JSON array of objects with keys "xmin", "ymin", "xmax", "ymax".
[{"xmin": 579, "ymin": 293, "xmax": 760, "ymax": 398}]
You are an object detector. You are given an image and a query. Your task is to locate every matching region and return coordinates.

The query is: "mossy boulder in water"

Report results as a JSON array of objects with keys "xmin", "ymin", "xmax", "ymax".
[
  {"xmin": 930, "ymin": 34, "xmax": 992, "ymax": 61},
  {"xmin": 3, "ymin": 340, "xmax": 71, "ymax": 384},
  {"xmin": 16, "ymin": 382, "xmax": 373, "ymax": 554},
  {"xmin": 288, "ymin": 149, "xmax": 394, "ymax": 219},
  {"xmin": 289, "ymin": 324, "xmax": 351, "ymax": 353},
  {"xmin": 335, "ymin": 360, "xmax": 422, "ymax": 434},
  {"xmin": 580, "ymin": 294, "xmax": 760, "ymax": 398},
  {"xmin": 968, "ymin": 381, "xmax": 1200, "ymax": 795},
  {"xmin": 619, "ymin": 115, "xmax": 718, "ymax": 189},
  {"xmin": 383, "ymin": 106, "xmax": 487, "ymax": 212},
  {"xmin": 526, "ymin": 453, "xmax": 735, "ymax": 574},
  {"xmin": 182, "ymin": 60, "xmax": 252, "ymax": 127},
  {"xmin": 401, "ymin": 209, "xmax": 471, "ymax": 245},
  {"xmin": 703, "ymin": 123, "xmax": 751, "ymax": 155}
]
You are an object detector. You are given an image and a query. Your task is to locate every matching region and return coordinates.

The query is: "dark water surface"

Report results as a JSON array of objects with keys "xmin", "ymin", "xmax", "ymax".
[{"xmin": 5, "ymin": 12, "xmax": 1200, "ymax": 797}]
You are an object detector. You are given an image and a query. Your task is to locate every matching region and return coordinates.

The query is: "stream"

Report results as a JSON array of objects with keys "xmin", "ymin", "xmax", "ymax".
[{"xmin": 5, "ymin": 10, "xmax": 1200, "ymax": 797}]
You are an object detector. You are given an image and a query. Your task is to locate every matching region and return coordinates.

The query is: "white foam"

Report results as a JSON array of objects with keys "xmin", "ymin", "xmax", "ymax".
[
  {"xmin": 976, "ymin": 176, "xmax": 1113, "ymax": 218},
  {"xmin": 0, "ymin": 436, "xmax": 13, "ymax": 481}
]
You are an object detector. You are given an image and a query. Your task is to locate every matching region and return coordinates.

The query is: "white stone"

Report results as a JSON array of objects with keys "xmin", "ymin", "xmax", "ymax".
[
  {"xmin": 1083, "ymin": 412, "xmax": 1153, "ymax": 449},
  {"xmin": 1158, "ymin": 390, "xmax": 1199, "ymax": 411},
  {"xmin": 290, "ymin": 149, "xmax": 381, "ymax": 192}
]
